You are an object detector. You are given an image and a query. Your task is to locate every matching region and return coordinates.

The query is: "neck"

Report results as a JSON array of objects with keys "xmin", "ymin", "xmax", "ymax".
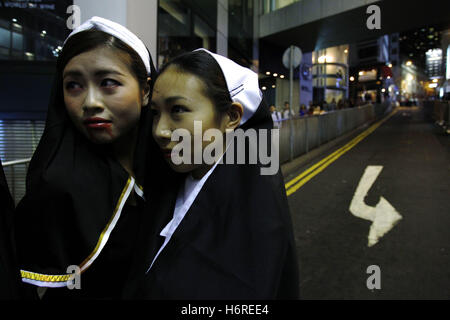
[
  {"xmin": 112, "ymin": 127, "xmax": 139, "ymax": 177},
  {"xmin": 191, "ymin": 137, "xmax": 229, "ymax": 179}
]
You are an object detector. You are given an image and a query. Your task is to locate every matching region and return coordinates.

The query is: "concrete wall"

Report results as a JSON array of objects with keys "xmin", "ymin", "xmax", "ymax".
[
  {"xmin": 74, "ymin": 0, "xmax": 158, "ymax": 65},
  {"xmin": 217, "ymin": 0, "xmax": 228, "ymax": 56},
  {"xmin": 259, "ymin": 0, "xmax": 381, "ymax": 38}
]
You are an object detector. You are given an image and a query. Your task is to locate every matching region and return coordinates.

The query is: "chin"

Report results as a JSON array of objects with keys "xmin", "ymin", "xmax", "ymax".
[
  {"xmin": 84, "ymin": 132, "xmax": 116, "ymax": 144},
  {"xmin": 166, "ymin": 161, "xmax": 195, "ymax": 174}
]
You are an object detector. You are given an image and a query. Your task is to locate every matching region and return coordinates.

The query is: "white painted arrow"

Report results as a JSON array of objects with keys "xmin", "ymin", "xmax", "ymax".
[{"xmin": 349, "ymin": 166, "xmax": 402, "ymax": 247}]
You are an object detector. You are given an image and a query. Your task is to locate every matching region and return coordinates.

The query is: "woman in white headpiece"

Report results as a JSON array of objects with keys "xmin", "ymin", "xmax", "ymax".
[
  {"xmin": 126, "ymin": 49, "xmax": 299, "ymax": 299},
  {"xmin": 13, "ymin": 17, "xmax": 158, "ymax": 299}
]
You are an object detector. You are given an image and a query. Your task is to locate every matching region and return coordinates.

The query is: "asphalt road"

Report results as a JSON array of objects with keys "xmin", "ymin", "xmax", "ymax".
[{"xmin": 286, "ymin": 106, "xmax": 450, "ymax": 299}]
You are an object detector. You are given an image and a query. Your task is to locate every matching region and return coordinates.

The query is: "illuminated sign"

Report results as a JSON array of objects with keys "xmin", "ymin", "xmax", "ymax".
[
  {"xmin": 358, "ymin": 69, "xmax": 377, "ymax": 82},
  {"xmin": 1, "ymin": 1, "xmax": 55, "ymax": 10}
]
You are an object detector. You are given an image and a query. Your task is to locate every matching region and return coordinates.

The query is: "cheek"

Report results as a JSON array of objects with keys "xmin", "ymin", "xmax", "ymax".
[
  {"xmin": 109, "ymin": 92, "xmax": 142, "ymax": 124},
  {"xmin": 64, "ymin": 96, "xmax": 82, "ymax": 120}
]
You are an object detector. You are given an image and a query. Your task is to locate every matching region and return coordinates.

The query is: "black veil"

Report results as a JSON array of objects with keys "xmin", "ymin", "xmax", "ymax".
[
  {"xmin": 125, "ymin": 96, "xmax": 299, "ymax": 299},
  {"xmin": 0, "ymin": 160, "xmax": 21, "ymax": 298},
  {"xmin": 13, "ymin": 43, "xmax": 158, "ymax": 288}
]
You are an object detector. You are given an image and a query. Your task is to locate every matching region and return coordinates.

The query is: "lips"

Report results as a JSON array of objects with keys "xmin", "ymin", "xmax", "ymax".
[
  {"xmin": 161, "ymin": 149, "xmax": 173, "ymax": 159},
  {"xmin": 83, "ymin": 117, "xmax": 112, "ymax": 129}
]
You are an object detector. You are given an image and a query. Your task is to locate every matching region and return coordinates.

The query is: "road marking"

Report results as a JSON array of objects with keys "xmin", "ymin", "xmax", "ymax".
[
  {"xmin": 349, "ymin": 166, "xmax": 402, "ymax": 247},
  {"xmin": 285, "ymin": 108, "xmax": 397, "ymax": 196}
]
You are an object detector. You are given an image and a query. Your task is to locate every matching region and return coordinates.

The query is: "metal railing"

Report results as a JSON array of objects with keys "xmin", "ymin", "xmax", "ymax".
[
  {"xmin": 423, "ymin": 100, "xmax": 450, "ymax": 134},
  {"xmin": 2, "ymin": 158, "xmax": 31, "ymax": 205},
  {"xmin": 277, "ymin": 102, "xmax": 391, "ymax": 164}
]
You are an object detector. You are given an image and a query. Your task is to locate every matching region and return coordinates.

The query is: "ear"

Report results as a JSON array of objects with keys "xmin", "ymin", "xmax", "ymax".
[
  {"xmin": 142, "ymin": 76, "xmax": 152, "ymax": 106},
  {"xmin": 225, "ymin": 102, "xmax": 243, "ymax": 130}
]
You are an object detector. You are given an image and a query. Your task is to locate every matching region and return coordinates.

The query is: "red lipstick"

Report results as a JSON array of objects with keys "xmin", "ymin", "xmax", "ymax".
[
  {"xmin": 161, "ymin": 149, "xmax": 173, "ymax": 159},
  {"xmin": 83, "ymin": 117, "xmax": 112, "ymax": 129}
]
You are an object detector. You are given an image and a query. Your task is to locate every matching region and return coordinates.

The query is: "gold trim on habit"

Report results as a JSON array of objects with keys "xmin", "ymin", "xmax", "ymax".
[
  {"xmin": 20, "ymin": 177, "xmax": 135, "ymax": 284},
  {"xmin": 20, "ymin": 270, "xmax": 71, "ymax": 283},
  {"xmin": 79, "ymin": 177, "xmax": 132, "ymax": 271}
]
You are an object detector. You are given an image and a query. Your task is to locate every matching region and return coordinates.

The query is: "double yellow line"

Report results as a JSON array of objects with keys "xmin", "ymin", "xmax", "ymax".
[{"xmin": 285, "ymin": 109, "xmax": 398, "ymax": 197}]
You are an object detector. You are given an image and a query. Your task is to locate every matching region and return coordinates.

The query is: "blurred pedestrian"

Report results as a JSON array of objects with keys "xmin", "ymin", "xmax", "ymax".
[
  {"xmin": 329, "ymin": 98, "xmax": 336, "ymax": 111},
  {"xmin": 299, "ymin": 104, "xmax": 307, "ymax": 116},
  {"xmin": 270, "ymin": 105, "xmax": 282, "ymax": 128},
  {"xmin": 283, "ymin": 101, "xmax": 294, "ymax": 119}
]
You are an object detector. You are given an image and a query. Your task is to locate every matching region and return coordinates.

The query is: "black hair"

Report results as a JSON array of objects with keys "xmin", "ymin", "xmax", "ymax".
[
  {"xmin": 158, "ymin": 50, "xmax": 233, "ymax": 114},
  {"xmin": 57, "ymin": 29, "xmax": 150, "ymax": 93}
]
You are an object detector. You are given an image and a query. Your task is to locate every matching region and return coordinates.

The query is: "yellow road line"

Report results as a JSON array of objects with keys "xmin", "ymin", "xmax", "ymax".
[{"xmin": 285, "ymin": 109, "xmax": 398, "ymax": 196}]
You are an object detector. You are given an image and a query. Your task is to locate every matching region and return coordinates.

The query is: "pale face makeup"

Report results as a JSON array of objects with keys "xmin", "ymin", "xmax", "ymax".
[{"xmin": 63, "ymin": 46, "xmax": 148, "ymax": 144}]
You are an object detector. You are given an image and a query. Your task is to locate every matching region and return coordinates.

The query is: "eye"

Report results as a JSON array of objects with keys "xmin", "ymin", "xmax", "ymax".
[
  {"xmin": 101, "ymin": 78, "xmax": 121, "ymax": 88},
  {"xmin": 65, "ymin": 81, "xmax": 82, "ymax": 91},
  {"xmin": 171, "ymin": 105, "xmax": 189, "ymax": 114},
  {"xmin": 150, "ymin": 108, "xmax": 160, "ymax": 117}
]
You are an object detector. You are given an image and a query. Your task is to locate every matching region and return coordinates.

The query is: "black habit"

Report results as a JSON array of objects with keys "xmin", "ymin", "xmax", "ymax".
[
  {"xmin": 125, "ymin": 99, "xmax": 300, "ymax": 300},
  {"xmin": 0, "ymin": 160, "xmax": 21, "ymax": 299}
]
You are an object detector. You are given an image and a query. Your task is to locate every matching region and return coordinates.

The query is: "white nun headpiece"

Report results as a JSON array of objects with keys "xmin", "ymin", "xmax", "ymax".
[
  {"xmin": 65, "ymin": 16, "xmax": 152, "ymax": 75},
  {"xmin": 194, "ymin": 48, "xmax": 262, "ymax": 125}
]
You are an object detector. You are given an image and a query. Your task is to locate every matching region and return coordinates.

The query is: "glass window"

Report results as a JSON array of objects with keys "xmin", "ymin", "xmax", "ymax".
[
  {"xmin": 12, "ymin": 32, "xmax": 23, "ymax": 50},
  {"xmin": 0, "ymin": 1, "xmax": 72, "ymax": 61},
  {"xmin": 158, "ymin": 0, "xmax": 216, "ymax": 68},
  {"xmin": 0, "ymin": 27, "xmax": 10, "ymax": 48},
  {"xmin": 263, "ymin": 0, "xmax": 300, "ymax": 14}
]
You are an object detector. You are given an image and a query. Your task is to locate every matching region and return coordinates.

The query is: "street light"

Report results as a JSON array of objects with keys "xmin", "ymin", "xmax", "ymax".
[
  {"xmin": 350, "ymin": 76, "xmax": 355, "ymax": 81},
  {"xmin": 273, "ymin": 73, "xmax": 278, "ymax": 77},
  {"xmin": 265, "ymin": 71, "xmax": 271, "ymax": 75},
  {"xmin": 406, "ymin": 61, "xmax": 412, "ymax": 66}
]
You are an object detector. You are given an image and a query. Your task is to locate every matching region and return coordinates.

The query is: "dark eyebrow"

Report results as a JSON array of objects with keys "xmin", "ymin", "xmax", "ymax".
[
  {"xmin": 150, "ymin": 96, "xmax": 189, "ymax": 106},
  {"xmin": 63, "ymin": 70, "xmax": 82, "ymax": 79},
  {"xmin": 63, "ymin": 69, "xmax": 125, "ymax": 79},
  {"xmin": 93, "ymin": 69, "xmax": 125, "ymax": 77}
]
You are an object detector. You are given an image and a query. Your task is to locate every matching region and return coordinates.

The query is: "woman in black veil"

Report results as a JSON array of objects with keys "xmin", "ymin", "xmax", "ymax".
[
  {"xmin": 13, "ymin": 16, "xmax": 157, "ymax": 299},
  {"xmin": 126, "ymin": 49, "xmax": 299, "ymax": 299}
]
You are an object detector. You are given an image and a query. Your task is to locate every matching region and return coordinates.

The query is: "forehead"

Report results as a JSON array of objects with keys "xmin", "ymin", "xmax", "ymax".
[
  {"xmin": 63, "ymin": 46, "xmax": 132, "ymax": 74},
  {"xmin": 152, "ymin": 67, "xmax": 207, "ymax": 99}
]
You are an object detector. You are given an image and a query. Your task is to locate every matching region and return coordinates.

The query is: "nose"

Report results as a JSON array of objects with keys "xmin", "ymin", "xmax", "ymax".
[
  {"xmin": 153, "ymin": 115, "xmax": 172, "ymax": 141},
  {"xmin": 82, "ymin": 86, "xmax": 104, "ymax": 114}
]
